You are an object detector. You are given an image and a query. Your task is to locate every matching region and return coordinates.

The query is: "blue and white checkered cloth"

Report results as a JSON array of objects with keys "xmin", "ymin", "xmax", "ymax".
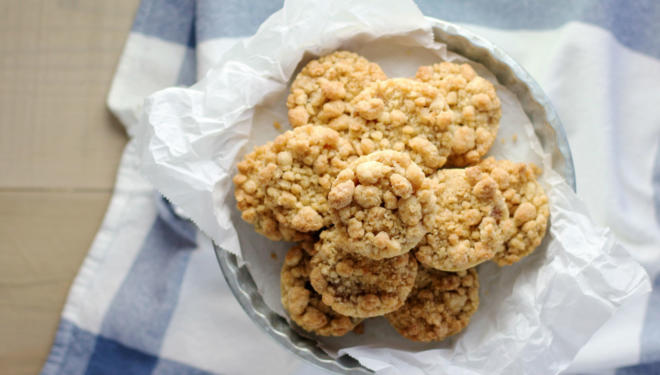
[{"xmin": 40, "ymin": 1, "xmax": 660, "ymax": 374}]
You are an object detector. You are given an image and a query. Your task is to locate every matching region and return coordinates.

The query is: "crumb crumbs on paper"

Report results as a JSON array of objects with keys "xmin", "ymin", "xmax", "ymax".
[
  {"xmin": 512, "ymin": 134, "xmax": 518, "ymax": 143},
  {"xmin": 500, "ymin": 138, "xmax": 506, "ymax": 145},
  {"xmin": 270, "ymin": 251, "xmax": 277, "ymax": 260},
  {"xmin": 273, "ymin": 121, "xmax": 282, "ymax": 130}
]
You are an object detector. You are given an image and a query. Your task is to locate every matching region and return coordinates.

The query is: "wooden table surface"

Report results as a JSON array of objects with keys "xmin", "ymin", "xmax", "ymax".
[{"xmin": 0, "ymin": 1, "xmax": 140, "ymax": 373}]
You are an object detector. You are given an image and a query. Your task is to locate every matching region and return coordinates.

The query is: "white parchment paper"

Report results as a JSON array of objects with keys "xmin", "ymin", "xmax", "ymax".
[{"xmin": 136, "ymin": 0, "xmax": 651, "ymax": 373}]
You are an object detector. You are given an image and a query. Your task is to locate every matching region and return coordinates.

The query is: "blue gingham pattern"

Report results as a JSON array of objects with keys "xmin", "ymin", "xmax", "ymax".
[{"xmin": 41, "ymin": 1, "xmax": 660, "ymax": 374}]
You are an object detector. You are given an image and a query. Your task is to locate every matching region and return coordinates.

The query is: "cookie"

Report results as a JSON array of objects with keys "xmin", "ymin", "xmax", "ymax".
[
  {"xmin": 287, "ymin": 51, "xmax": 387, "ymax": 128},
  {"xmin": 309, "ymin": 229, "xmax": 418, "ymax": 318},
  {"xmin": 385, "ymin": 266, "xmax": 479, "ymax": 342},
  {"xmin": 281, "ymin": 244, "xmax": 362, "ymax": 336},
  {"xmin": 328, "ymin": 150, "xmax": 437, "ymax": 259},
  {"xmin": 415, "ymin": 62, "xmax": 501, "ymax": 166},
  {"xmin": 473, "ymin": 157, "xmax": 550, "ymax": 265},
  {"xmin": 233, "ymin": 125, "xmax": 356, "ymax": 241},
  {"xmin": 347, "ymin": 78, "xmax": 465, "ymax": 174},
  {"xmin": 414, "ymin": 168, "xmax": 514, "ymax": 271}
]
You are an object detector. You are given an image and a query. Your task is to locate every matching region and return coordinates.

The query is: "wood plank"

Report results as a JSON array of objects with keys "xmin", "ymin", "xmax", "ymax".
[
  {"xmin": 0, "ymin": 0, "xmax": 139, "ymax": 189},
  {"xmin": 0, "ymin": 0, "xmax": 141, "ymax": 373},
  {"xmin": 0, "ymin": 191, "xmax": 113, "ymax": 374}
]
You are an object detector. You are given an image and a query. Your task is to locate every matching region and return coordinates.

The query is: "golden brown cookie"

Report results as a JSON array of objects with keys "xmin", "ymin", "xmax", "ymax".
[
  {"xmin": 415, "ymin": 62, "xmax": 501, "ymax": 166},
  {"xmin": 347, "ymin": 78, "xmax": 468, "ymax": 174},
  {"xmin": 385, "ymin": 266, "xmax": 479, "ymax": 342},
  {"xmin": 328, "ymin": 150, "xmax": 436, "ymax": 259},
  {"xmin": 233, "ymin": 125, "xmax": 356, "ymax": 241},
  {"xmin": 287, "ymin": 51, "xmax": 387, "ymax": 128},
  {"xmin": 281, "ymin": 244, "xmax": 362, "ymax": 336},
  {"xmin": 473, "ymin": 157, "xmax": 550, "ymax": 265},
  {"xmin": 309, "ymin": 229, "xmax": 418, "ymax": 318},
  {"xmin": 415, "ymin": 168, "xmax": 514, "ymax": 271}
]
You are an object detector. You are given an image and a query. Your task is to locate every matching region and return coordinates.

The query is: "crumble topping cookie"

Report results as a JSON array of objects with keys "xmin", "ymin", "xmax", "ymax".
[
  {"xmin": 385, "ymin": 266, "xmax": 479, "ymax": 342},
  {"xmin": 235, "ymin": 49, "xmax": 552, "ymax": 343},
  {"xmin": 281, "ymin": 244, "xmax": 362, "ymax": 336},
  {"xmin": 349, "ymin": 78, "xmax": 470, "ymax": 174},
  {"xmin": 287, "ymin": 51, "xmax": 387, "ymax": 128},
  {"xmin": 309, "ymin": 229, "xmax": 418, "ymax": 318},
  {"xmin": 473, "ymin": 157, "xmax": 550, "ymax": 265},
  {"xmin": 328, "ymin": 150, "xmax": 437, "ymax": 259},
  {"xmin": 233, "ymin": 125, "xmax": 356, "ymax": 241},
  {"xmin": 415, "ymin": 62, "xmax": 501, "ymax": 166},
  {"xmin": 415, "ymin": 168, "xmax": 515, "ymax": 271}
]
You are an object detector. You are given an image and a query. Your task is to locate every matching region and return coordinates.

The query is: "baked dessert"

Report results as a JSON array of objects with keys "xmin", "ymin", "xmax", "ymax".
[
  {"xmin": 347, "ymin": 78, "xmax": 454, "ymax": 174},
  {"xmin": 309, "ymin": 229, "xmax": 418, "ymax": 318},
  {"xmin": 415, "ymin": 62, "xmax": 501, "ymax": 166},
  {"xmin": 281, "ymin": 244, "xmax": 362, "ymax": 336},
  {"xmin": 287, "ymin": 51, "xmax": 387, "ymax": 128},
  {"xmin": 328, "ymin": 150, "xmax": 437, "ymax": 259},
  {"xmin": 415, "ymin": 167, "xmax": 514, "ymax": 271},
  {"xmin": 233, "ymin": 125, "xmax": 356, "ymax": 241},
  {"xmin": 386, "ymin": 266, "xmax": 479, "ymax": 342},
  {"xmin": 230, "ymin": 51, "xmax": 552, "ymax": 343}
]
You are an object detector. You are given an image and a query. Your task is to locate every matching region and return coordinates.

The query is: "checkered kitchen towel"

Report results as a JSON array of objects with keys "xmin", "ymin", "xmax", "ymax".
[{"xmin": 41, "ymin": 1, "xmax": 660, "ymax": 374}]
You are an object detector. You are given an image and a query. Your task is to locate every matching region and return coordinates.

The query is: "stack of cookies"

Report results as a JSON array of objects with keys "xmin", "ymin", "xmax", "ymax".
[{"xmin": 233, "ymin": 51, "xmax": 550, "ymax": 342}]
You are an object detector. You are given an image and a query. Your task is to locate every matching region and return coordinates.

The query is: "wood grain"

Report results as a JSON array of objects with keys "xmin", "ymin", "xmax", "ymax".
[
  {"xmin": 0, "ymin": 0, "xmax": 137, "ymax": 190},
  {"xmin": 0, "ymin": 0, "xmax": 140, "ymax": 373},
  {"xmin": 0, "ymin": 192, "xmax": 112, "ymax": 374}
]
